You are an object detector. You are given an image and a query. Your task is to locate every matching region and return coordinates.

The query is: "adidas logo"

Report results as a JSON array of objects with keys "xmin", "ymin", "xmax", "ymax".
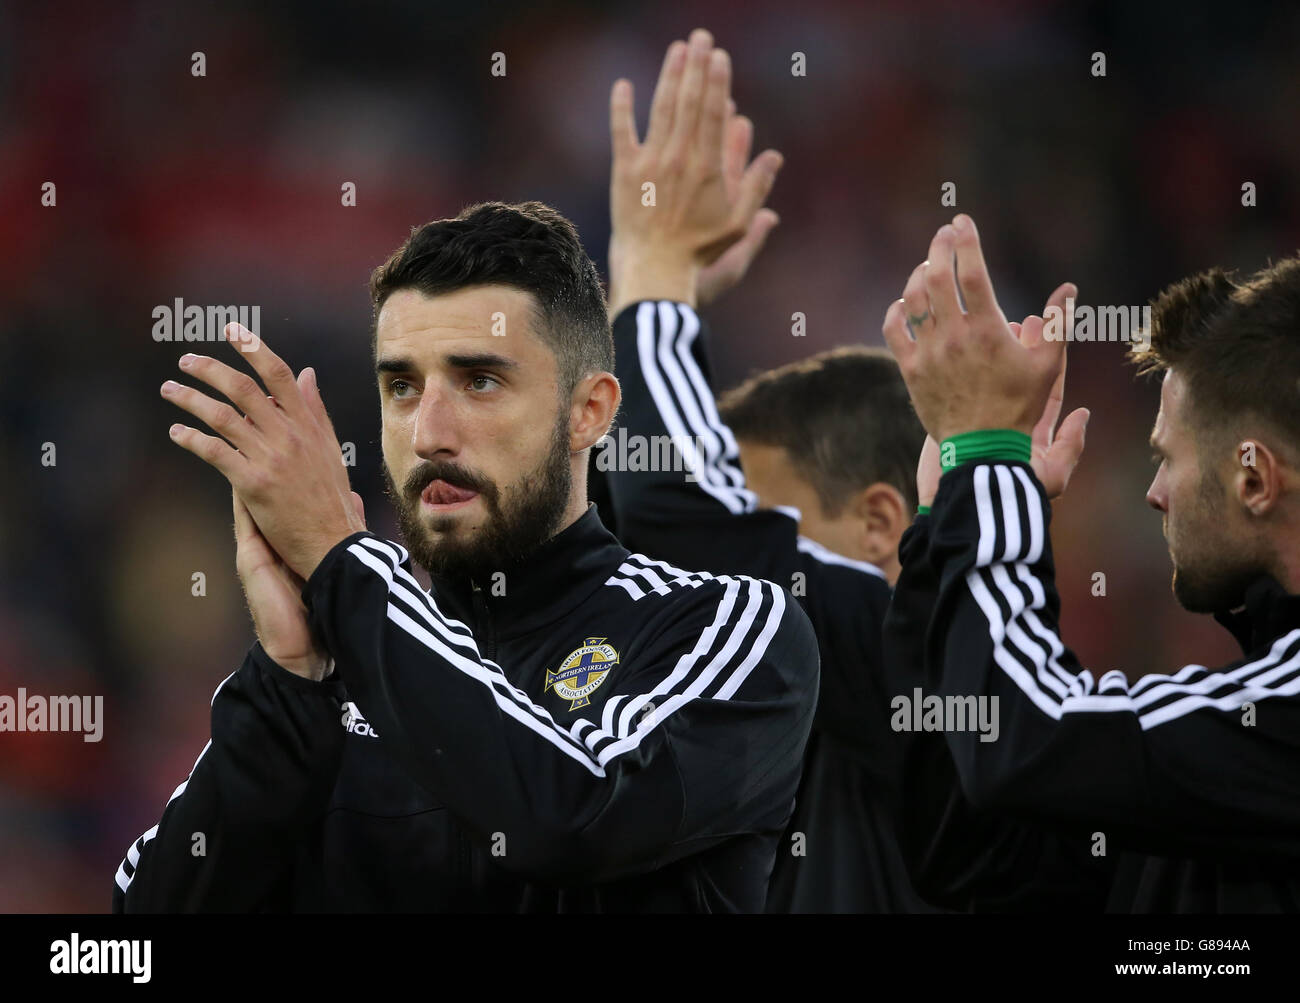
[{"xmin": 341, "ymin": 701, "xmax": 379, "ymax": 738}]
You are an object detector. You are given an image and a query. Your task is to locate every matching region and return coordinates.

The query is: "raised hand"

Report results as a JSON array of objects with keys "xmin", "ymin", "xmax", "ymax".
[
  {"xmin": 606, "ymin": 29, "xmax": 783, "ymax": 317},
  {"xmin": 1023, "ymin": 320, "xmax": 1090, "ymax": 500},
  {"xmin": 230, "ymin": 370, "xmax": 368, "ymax": 681},
  {"xmin": 883, "ymin": 214, "xmax": 1071, "ymax": 445},
  {"xmin": 161, "ymin": 325, "xmax": 365, "ymax": 581},
  {"xmin": 902, "ymin": 224, "xmax": 1089, "ymax": 507}
]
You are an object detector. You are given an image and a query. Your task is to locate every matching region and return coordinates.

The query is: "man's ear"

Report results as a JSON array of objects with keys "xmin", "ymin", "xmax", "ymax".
[
  {"xmin": 570, "ymin": 371, "xmax": 621, "ymax": 452},
  {"xmin": 851, "ymin": 482, "xmax": 909, "ymax": 565},
  {"xmin": 1235, "ymin": 437, "xmax": 1284, "ymax": 517}
]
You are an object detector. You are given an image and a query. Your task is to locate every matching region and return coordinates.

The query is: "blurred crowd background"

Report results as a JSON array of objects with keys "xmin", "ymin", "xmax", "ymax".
[{"xmin": 2, "ymin": 0, "xmax": 1297, "ymax": 910}]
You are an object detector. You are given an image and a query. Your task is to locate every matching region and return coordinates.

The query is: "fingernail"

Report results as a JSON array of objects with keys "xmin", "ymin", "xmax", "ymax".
[
  {"xmin": 179, "ymin": 354, "xmax": 197, "ymax": 369},
  {"xmin": 161, "ymin": 380, "xmax": 179, "ymax": 394},
  {"xmin": 168, "ymin": 424, "xmax": 184, "ymax": 439},
  {"xmin": 953, "ymin": 214, "xmax": 972, "ymax": 231}
]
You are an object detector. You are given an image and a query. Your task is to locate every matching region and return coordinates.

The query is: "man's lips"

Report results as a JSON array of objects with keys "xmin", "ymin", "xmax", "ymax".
[{"xmin": 420, "ymin": 479, "xmax": 480, "ymax": 510}]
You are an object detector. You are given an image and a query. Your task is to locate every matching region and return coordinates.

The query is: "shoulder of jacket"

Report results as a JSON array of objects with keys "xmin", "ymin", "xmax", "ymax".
[
  {"xmin": 603, "ymin": 550, "xmax": 785, "ymax": 605},
  {"xmin": 603, "ymin": 552, "xmax": 816, "ymax": 667},
  {"xmin": 794, "ymin": 537, "xmax": 892, "ymax": 611}
]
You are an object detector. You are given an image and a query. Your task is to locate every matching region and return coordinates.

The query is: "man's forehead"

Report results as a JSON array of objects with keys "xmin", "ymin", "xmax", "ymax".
[
  {"xmin": 1150, "ymin": 369, "xmax": 1182, "ymax": 445},
  {"xmin": 376, "ymin": 285, "xmax": 544, "ymax": 352}
]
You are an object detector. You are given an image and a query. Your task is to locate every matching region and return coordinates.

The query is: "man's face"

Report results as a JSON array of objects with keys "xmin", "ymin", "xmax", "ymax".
[
  {"xmin": 376, "ymin": 285, "xmax": 573, "ymax": 580},
  {"xmin": 736, "ymin": 439, "xmax": 905, "ymax": 582},
  {"xmin": 1146, "ymin": 369, "xmax": 1263, "ymax": 612},
  {"xmin": 739, "ymin": 441, "xmax": 837, "ymax": 540}
]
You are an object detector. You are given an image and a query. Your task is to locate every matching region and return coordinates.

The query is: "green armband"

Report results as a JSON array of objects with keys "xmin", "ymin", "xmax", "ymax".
[{"xmin": 939, "ymin": 429, "xmax": 1032, "ymax": 474}]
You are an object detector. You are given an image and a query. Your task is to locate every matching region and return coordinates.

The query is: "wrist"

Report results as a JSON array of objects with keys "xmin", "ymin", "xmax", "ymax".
[
  {"xmin": 294, "ymin": 520, "xmax": 362, "ymax": 581},
  {"xmin": 939, "ymin": 429, "xmax": 1032, "ymax": 474},
  {"xmin": 267, "ymin": 651, "xmax": 332, "ymax": 682},
  {"xmin": 607, "ymin": 245, "xmax": 698, "ymax": 316}
]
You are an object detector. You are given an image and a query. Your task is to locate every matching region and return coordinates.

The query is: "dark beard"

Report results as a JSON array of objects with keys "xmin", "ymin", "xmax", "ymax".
[
  {"xmin": 1169, "ymin": 468, "xmax": 1265, "ymax": 613},
  {"xmin": 383, "ymin": 410, "xmax": 572, "ymax": 582},
  {"xmin": 1172, "ymin": 555, "xmax": 1262, "ymax": 614}
]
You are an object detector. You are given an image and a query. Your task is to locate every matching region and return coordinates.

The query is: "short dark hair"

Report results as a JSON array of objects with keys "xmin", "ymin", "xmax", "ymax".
[
  {"xmin": 1131, "ymin": 256, "xmax": 1300, "ymax": 460},
  {"xmin": 369, "ymin": 201, "xmax": 613, "ymax": 395},
  {"xmin": 718, "ymin": 346, "xmax": 925, "ymax": 512}
]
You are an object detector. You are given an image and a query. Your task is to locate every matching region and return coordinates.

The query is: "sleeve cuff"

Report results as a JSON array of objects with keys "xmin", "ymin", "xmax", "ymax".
[
  {"xmin": 940, "ymin": 429, "xmax": 1032, "ymax": 474},
  {"xmin": 611, "ymin": 302, "xmax": 634, "ymax": 326},
  {"xmin": 301, "ymin": 530, "xmax": 377, "ymax": 606},
  {"xmin": 610, "ymin": 299, "xmax": 698, "ymax": 330},
  {"xmin": 249, "ymin": 642, "xmax": 343, "ymax": 692},
  {"xmin": 610, "ymin": 300, "xmax": 652, "ymax": 330}
]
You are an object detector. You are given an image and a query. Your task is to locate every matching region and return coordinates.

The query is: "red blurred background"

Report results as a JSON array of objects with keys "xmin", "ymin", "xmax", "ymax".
[{"xmin": 2, "ymin": 0, "xmax": 1296, "ymax": 910}]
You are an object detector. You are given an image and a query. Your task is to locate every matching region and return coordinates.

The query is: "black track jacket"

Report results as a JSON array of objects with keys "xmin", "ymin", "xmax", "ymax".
[
  {"xmin": 604, "ymin": 299, "xmax": 937, "ymax": 912},
  {"xmin": 113, "ymin": 505, "xmax": 818, "ymax": 912},
  {"xmin": 884, "ymin": 458, "xmax": 1300, "ymax": 912}
]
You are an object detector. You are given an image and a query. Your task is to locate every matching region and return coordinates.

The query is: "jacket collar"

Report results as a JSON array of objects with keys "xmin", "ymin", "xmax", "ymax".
[
  {"xmin": 1214, "ymin": 574, "xmax": 1300, "ymax": 654},
  {"xmin": 427, "ymin": 503, "xmax": 629, "ymax": 640}
]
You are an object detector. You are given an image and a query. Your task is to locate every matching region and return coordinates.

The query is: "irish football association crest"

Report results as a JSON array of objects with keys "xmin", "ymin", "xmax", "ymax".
[{"xmin": 546, "ymin": 637, "xmax": 619, "ymax": 710}]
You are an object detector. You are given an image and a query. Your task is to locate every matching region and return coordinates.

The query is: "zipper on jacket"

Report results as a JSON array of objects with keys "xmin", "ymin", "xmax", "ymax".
[{"xmin": 470, "ymin": 580, "xmax": 497, "ymax": 661}]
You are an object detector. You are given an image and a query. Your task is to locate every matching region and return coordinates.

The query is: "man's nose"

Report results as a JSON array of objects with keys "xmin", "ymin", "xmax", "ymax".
[
  {"xmin": 1146, "ymin": 470, "xmax": 1166, "ymax": 512},
  {"xmin": 411, "ymin": 383, "xmax": 461, "ymax": 459}
]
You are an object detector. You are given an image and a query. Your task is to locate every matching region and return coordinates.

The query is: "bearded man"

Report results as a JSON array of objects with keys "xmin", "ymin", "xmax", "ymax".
[{"xmin": 114, "ymin": 196, "xmax": 817, "ymax": 913}]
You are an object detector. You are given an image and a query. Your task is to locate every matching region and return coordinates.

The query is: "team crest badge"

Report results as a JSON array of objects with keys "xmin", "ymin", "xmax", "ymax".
[{"xmin": 546, "ymin": 637, "xmax": 619, "ymax": 710}]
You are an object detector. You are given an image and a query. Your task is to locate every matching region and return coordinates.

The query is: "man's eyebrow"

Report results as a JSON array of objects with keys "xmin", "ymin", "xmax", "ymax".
[
  {"xmin": 444, "ymin": 352, "xmax": 519, "ymax": 371},
  {"xmin": 376, "ymin": 352, "xmax": 521, "ymax": 376},
  {"xmin": 376, "ymin": 357, "xmax": 415, "ymax": 375}
]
